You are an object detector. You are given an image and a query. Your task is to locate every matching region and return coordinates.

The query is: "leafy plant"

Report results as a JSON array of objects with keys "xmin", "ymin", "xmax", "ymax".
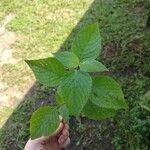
[
  {"xmin": 139, "ymin": 90, "xmax": 150, "ymax": 112},
  {"xmin": 25, "ymin": 23, "xmax": 128, "ymax": 139}
]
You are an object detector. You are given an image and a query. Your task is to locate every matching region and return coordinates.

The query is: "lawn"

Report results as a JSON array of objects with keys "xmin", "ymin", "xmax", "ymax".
[{"xmin": 0, "ymin": 0, "xmax": 150, "ymax": 150}]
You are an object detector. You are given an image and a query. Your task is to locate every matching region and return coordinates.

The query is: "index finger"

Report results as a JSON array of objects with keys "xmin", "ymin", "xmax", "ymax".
[{"xmin": 53, "ymin": 121, "xmax": 64, "ymax": 136}]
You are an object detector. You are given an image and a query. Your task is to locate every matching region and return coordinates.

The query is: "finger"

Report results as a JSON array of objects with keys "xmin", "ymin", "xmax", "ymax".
[
  {"xmin": 58, "ymin": 135, "xmax": 67, "ymax": 144},
  {"xmin": 53, "ymin": 122, "xmax": 64, "ymax": 136},
  {"xmin": 51, "ymin": 115, "xmax": 63, "ymax": 137},
  {"xmin": 62, "ymin": 129, "xmax": 69, "ymax": 137},
  {"xmin": 44, "ymin": 122, "xmax": 64, "ymax": 141},
  {"xmin": 60, "ymin": 137, "xmax": 70, "ymax": 148},
  {"xmin": 27, "ymin": 137, "xmax": 46, "ymax": 145},
  {"xmin": 64, "ymin": 123, "xmax": 69, "ymax": 130},
  {"xmin": 58, "ymin": 132, "xmax": 69, "ymax": 145}
]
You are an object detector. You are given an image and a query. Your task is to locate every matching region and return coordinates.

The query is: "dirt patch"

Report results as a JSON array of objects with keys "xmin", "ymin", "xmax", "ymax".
[
  {"xmin": 0, "ymin": 13, "xmax": 18, "ymax": 66},
  {"xmin": 103, "ymin": 41, "xmax": 121, "ymax": 60},
  {"xmin": 102, "ymin": 39, "xmax": 146, "ymax": 77},
  {"xmin": 127, "ymin": 38, "xmax": 142, "ymax": 52},
  {"xmin": 0, "ymin": 14, "xmax": 32, "ymax": 127},
  {"xmin": 0, "ymin": 14, "xmax": 16, "ymax": 26},
  {"xmin": 66, "ymin": 118, "xmax": 114, "ymax": 150}
]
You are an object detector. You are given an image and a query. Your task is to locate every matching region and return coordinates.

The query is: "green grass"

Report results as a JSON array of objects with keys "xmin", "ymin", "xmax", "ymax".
[
  {"xmin": 1, "ymin": 0, "xmax": 94, "ymax": 58},
  {"xmin": 0, "ymin": 0, "xmax": 150, "ymax": 149}
]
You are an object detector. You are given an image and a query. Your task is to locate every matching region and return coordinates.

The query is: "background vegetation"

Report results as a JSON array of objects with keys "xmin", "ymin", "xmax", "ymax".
[{"xmin": 0, "ymin": 0, "xmax": 150, "ymax": 149}]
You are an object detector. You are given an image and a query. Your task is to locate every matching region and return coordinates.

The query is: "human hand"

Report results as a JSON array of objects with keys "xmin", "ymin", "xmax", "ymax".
[{"xmin": 24, "ymin": 121, "xmax": 70, "ymax": 150}]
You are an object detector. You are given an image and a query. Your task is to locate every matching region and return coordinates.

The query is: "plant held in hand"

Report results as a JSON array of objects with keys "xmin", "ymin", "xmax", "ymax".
[{"xmin": 25, "ymin": 23, "xmax": 128, "ymax": 139}]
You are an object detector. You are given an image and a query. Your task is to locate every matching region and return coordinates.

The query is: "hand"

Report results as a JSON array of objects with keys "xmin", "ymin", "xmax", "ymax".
[{"xmin": 24, "ymin": 122, "xmax": 70, "ymax": 150}]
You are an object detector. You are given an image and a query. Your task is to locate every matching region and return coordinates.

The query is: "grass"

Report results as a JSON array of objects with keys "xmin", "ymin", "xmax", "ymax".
[{"xmin": 0, "ymin": 0, "xmax": 150, "ymax": 149}]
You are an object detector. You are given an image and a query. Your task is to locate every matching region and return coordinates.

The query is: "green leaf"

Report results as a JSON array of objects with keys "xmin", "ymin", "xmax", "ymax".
[
  {"xmin": 83, "ymin": 76, "xmax": 128, "ymax": 120},
  {"xmin": 30, "ymin": 106, "xmax": 59, "ymax": 139},
  {"xmin": 55, "ymin": 92, "xmax": 69, "ymax": 122},
  {"xmin": 80, "ymin": 59, "xmax": 108, "ymax": 72},
  {"xmin": 139, "ymin": 91, "xmax": 150, "ymax": 112},
  {"xmin": 54, "ymin": 51, "xmax": 79, "ymax": 68},
  {"xmin": 139, "ymin": 100, "xmax": 150, "ymax": 112},
  {"xmin": 55, "ymin": 92, "xmax": 64, "ymax": 105},
  {"xmin": 91, "ymin": 76, "xmax": 128, "ymax": 110},
  {"xmin": 25, "ymin": 57, "xmax": 65, "ymax": 87},
  {"xmin": 72, "ymin": 23, "xmax": 101, "ymax": 60},
  {"xmin": 58, "ymin": 70, "xmax": 92, "ymax": 116},
  {"xmin": 58, "ymin": 104, "xmax": 69, "ymax": 122},
  {"xmin": 82, "ymin": 100, "xmax": 116, "ymax": 120},
  {"xmin": 55, "ymin": 93, "xmax": 70, "ymax": 122}
]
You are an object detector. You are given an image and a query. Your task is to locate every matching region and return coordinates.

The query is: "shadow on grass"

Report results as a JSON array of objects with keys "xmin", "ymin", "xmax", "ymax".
[{"xmin": 0, "ymin": 1, "xmax": 115, "ymax": 149}]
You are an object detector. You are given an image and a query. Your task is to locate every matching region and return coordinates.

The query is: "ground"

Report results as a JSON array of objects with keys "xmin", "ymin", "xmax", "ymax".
[{"xmin": 0, "ymin": 0, "xmax": 150, "ymax": 150}]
